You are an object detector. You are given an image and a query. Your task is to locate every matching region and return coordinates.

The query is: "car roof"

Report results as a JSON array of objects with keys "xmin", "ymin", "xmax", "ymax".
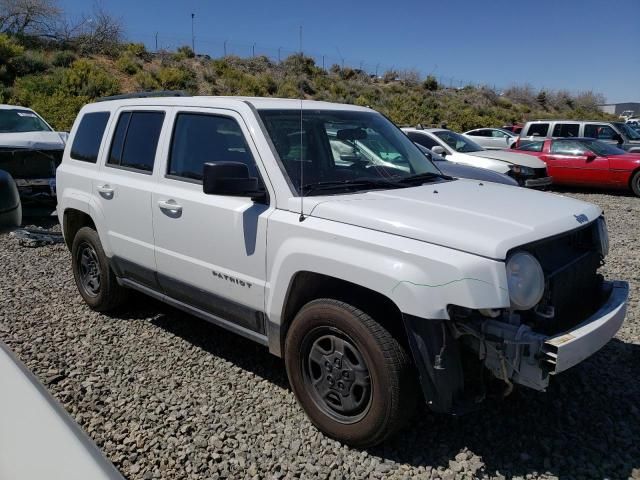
[
  {"xmin": 82, "ymin": 96, "xmax": 373, "ymax": 112},
  {"xmin": 0, "ymin": 104, "xmax": 36, "ymax": 111}
]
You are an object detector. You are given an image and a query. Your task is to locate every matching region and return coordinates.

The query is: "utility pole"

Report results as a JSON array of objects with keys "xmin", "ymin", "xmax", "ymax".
[
  {"xmin": 223, "ymin": 40, "xmax": 227, "ymax": 57},
  {"xmin": 322, "ymin": 55, "xmax": 325, "ymax": 71},
  {"xmin": 191, "ymin": 13, "xmax": 195, "ymax": 52},
  {"xmin": 155, "ymin": 32, "xmax": 158, "ymax": 51},
  {"xmin": 278, "ymin": 47, "xmax": 281, "ymax": 63},
  {"xmin": 252, "ymin": 42, "xmax": 256, "ymax": 57}
]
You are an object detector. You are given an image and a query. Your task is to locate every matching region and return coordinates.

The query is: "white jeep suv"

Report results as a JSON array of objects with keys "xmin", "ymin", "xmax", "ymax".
[{"xmin": 57, "ymin": 94, "xmax": 628, "ymax": 447}]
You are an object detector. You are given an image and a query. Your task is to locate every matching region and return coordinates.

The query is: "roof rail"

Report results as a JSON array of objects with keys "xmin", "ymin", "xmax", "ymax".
[{"xmin": 95, "ymin": 90, "xmax": 189, "ymax": 102}]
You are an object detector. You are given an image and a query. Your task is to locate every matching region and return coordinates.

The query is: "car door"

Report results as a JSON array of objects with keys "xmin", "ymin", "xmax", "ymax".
[
  {"xmin": 542, "ymin": 139, "xmax": 610, "ymax": 185},
  {"xmin": 488, "ymin": 129, "xmax": 513, "ymax": 150},
  {"xmin": 96, "ymin": 107, "xmax": 167, "ymax": 288},
  {"xmin": 151, "ymin": 108, "xmax": 271, "ymax": 336},
  {"xmin": 584, "ymin": 124, "xmax": 619, "ymax": 147}
]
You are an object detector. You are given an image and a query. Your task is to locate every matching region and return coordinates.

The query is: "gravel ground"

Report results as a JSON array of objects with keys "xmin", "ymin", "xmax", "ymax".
[{"xmin": 1, "ymin": 190, "xmax": 639, "ymax": 480}]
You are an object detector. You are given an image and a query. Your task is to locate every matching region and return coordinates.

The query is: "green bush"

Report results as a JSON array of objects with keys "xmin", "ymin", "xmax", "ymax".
[
  {"xmin": 11, "ymin": 51, "xmax": 50, "ymax": 76},
  {"xmin": 125, "ymin": 42, "xmax": 151, "ymax": 61},
  {"xmin": 134, "ymin": 70, "xmax": 159, "ymax": 90},
  {"xmin": 116, "ymin": 53, "xmax": 141, "ymax": 74},
  {"xmin": 173, "ymin": 45, "xmax": 195, "ymax": 61},
  {"xmin": 156, "ymin": 66, "xmax": 195, "ymax": 90},
  {"xmin": 0, "ymin": 34, "xmax": 24, "ymax": 64},
  {"xmin": 52, "ymin": 50, "xmax": 77, "ymax": 67},
  {"xmin": 63, "ymin": 59, "xmax": 119, "ymax": 98}
]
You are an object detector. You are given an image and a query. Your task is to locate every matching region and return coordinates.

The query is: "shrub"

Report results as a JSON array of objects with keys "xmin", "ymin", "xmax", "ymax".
[
  {"xmin": 11, "ymin": 51, "xmax": 50, "ymax": 76},
  {"xmin": 52, "ymin": 50, "xmax": 76, "ymax": 67},
  {"xmin": 173, "ymin": 45, "xmax": 195, "ymax": 61},
  {"xmin": 134, "ymin": 70, "xmax": 159, "ymax": 90},
  {"xmin": 0, "ymin": 34, "xmax": 24, "ymax": 63},
  {"xmin": 116, "ymin": 53, "xmax": 141, "ymax": 74},
  {"xmin": 63, "ymin": 59, "xmax": 119, "ymax": 98},
  {"xmin": 125, "ymin": 42, "xmax": 151, "ymax": 61},
  {"xmin": 156, "ymin": 66, "xmax": 195, "ymax": 90},
  {"xmin": 422, "ymin": 75, "xmax": 439, "ymax": 91}
]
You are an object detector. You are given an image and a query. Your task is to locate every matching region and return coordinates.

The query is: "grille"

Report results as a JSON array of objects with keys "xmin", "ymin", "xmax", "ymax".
[
  {"xmin": 520, "ymin": 222, "xmax": 602, "ymax": 334},
  {"xmin": 0, "ymin": 149, "xmax": 61, "ymax": 179}
]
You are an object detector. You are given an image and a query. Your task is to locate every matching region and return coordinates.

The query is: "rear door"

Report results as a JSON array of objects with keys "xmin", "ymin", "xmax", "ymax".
[
  {"xmin": 542, "ymin": 139, "xmax": 610, "ymax": 185},
  {"xmin": 95, "ymin": 107, "xmax": 167, "ymax": 288},
  {"xmin": 151, "ymin": 108, "xmax": 271, "ymax": 336}
]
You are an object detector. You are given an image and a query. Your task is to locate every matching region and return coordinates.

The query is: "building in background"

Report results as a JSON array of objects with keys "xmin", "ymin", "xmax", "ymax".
[{"xmin": 598, "ymin": 102, "xmax": 640, "ymax": 118}]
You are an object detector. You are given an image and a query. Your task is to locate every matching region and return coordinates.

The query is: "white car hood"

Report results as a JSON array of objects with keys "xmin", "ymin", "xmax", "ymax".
[
  {"xmin": 295, "ymin": 179, "xmax": 601, "ymax": 259},
  {"xmin": 468, "ymin": 149, "xmax": 545, "ymax": 168},
  {"xmin": 0, "ymin": 131, "xmax": 67, "ymax": 150}
]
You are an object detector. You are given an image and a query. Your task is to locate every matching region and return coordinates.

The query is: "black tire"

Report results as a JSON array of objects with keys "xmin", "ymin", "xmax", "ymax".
[
  {"xmin": 631, "ymin": 170, "xmax": 640, "ymax": 197},
  {"xmin": 284, "ymin": 299, "xmax": 417, "ymax": 447},
  {"xmin": 71, "ymin": 226, "xmax": 128, "ymax": 311}
]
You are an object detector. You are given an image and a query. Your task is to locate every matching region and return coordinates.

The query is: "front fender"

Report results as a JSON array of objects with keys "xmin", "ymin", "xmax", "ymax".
[{"xmin": 265, "ymin": 211, "xmax": 509, "ymax": 345}]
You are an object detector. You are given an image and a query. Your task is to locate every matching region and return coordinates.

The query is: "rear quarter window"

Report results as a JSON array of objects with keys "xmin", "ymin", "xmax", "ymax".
[
  {"xmin": 552, "ymin": 123, "xmax": 580, "ymax": 137},
  {"xmin": 70, "ymin": 112, "xmax": 110, "ymax": 163},
  {"xmin": 525, "ymin": 123, "xmax": 550, "ymax": 137}
]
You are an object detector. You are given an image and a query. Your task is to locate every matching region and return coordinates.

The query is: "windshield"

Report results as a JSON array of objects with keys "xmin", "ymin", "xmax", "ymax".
[
  {"xmin": 613, "ymin": 122, "xmax": 640, "ymax": 140},
  {"xmin": 433, "ymin": 130, "xmax": 484, "ymax": 153},
  {"xmin": 258, "ymin": 109, "xmax": 442, "ymax": 195},
  {"xmin": 581, "ymin": 139, "xmax": 627, "ymax": 156},
  {"xmin": 0, "ymin": 109, "xmax": 51, "ymax": 133}
]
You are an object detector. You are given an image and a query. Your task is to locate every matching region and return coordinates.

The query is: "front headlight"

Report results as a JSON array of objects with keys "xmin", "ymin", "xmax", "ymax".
[
  {"xmin": 506, "ymin": 251, "xmax": 545, "ymax": 310},
  {"xmin": 508, "ymin": 165, "xmax": 535, "ymax": 176},
  {"xmin": 597, "ymin": 217, "xmax": 609, "ymax": 257}
]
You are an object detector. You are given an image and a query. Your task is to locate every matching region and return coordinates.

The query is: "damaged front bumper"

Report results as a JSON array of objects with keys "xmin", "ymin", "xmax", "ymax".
[{"xmin": 403, "ymin": 281, "xmax": 628, "ymax": 413}]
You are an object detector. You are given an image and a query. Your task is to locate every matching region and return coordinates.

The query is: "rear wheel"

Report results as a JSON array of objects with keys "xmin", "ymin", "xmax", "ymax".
[
  {"xmin": 71, "ymin": 227, "xmax": 127, "ymax": 311},
  {"xmin": 630, "ymin": 171, "xmax": 640, "ymax": 197},
  {"xmin": 284, "ymin": 299, "xmax": 417, "ymax": 447}
]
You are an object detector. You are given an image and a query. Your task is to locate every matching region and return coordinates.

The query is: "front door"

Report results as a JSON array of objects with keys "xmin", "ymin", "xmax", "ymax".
[
  {"xmin": 543, "ymin": 139, "xmax": 610, "ymax": 186},
  {"xmin": 151, "ymin": 108, "xmax": 271, "ymax": 335}
]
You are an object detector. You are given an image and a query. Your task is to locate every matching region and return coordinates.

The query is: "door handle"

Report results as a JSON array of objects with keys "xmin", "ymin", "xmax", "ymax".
[
  {"xmin": 158, "ymin": 199, "xmax": 183, "ymax": 215},
  {"xmin": 97, "ymin": 184, "xmax": 114, "ymax": 199}
]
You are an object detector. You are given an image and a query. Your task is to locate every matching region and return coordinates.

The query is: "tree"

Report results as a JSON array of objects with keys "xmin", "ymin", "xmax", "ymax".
[
  {"xmin": 0, "ymin": 0, "xmax": 60, "ymax": 36},
  {"xmin": 537, "ymin": 90, "xmax": 547, "ymax": 108},
  {"xmin": 422, "ymin": 74, "xmax": 439, "ymax": 91}
]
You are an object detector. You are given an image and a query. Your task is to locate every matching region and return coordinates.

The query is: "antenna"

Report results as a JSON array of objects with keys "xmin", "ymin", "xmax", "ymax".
[{"xmin": 298, "ymin": 25, "xmax": 305, "ymax": 222}]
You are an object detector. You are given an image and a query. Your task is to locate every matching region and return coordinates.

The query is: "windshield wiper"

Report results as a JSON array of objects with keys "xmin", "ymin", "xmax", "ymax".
[
  {"xmin": 397, "ymin": 171, "xmax": 453, "ymax": 184},
  {"xmin": 300, "ymin": 178, "xmax": 405, "ymax": 196}
]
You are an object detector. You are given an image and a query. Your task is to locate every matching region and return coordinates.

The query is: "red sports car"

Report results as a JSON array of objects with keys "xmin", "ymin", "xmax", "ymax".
[{"xmin": 513, "ymin": 137, "xmax": 640, "ymax": 196}]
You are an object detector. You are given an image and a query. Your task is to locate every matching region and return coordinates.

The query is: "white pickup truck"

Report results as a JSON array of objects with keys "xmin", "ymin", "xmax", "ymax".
[{"xmin": 57, "ymin": 94, "xmax": 628, "ymax": 447}]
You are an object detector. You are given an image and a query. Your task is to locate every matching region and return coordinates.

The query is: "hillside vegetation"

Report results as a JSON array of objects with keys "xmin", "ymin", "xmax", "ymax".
[{"xmin": 0, "ymin": 33, "xmax": 615, "ymax": 132}]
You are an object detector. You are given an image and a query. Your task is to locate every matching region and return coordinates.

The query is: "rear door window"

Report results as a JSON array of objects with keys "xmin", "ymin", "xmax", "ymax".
[
  {"xmin": 107, "ymin": 111, "xmax": 165, "ymax": 172},
  {"xmin": 517, "ymin": 141, "xmax": 544, "ymax": 152},
  {"xmin": 526, "ymin": 123, "xmax": 549, "ymax": 137},
  {"xmin": 552, "ymin": 123, "xmax": 580, "ymax": 137},
  {"xmin": 70, "ymin": 112, "xmax": 110, "ymax": 163},
  {"xmin": 584, "ymin": 124, "xmax": 616, "ymax": 140}
]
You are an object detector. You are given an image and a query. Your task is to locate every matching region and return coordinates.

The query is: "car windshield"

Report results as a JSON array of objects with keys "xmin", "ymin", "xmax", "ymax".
[
  {"xmin": 613, "ymin": 122, "xmax": 640, "ymax": 140},
  {"xmin": 433, "ymin": 130, "xmax": 484, "ymax": 152},
  {"xmin": 0, "ymin": 109, "xmax": 51, "ymax": 133},
  {"xmin": 258, "ymin": 109, "xmax": 443, "ymax": 195},
  {"xmin": 580, "ymin": 139, "xmax": 627, "ymax": 156}
]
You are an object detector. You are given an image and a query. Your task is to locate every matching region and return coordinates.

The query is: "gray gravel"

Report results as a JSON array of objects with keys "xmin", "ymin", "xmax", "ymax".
[{"xmin": 1, "ymin": 191, "xmax": 639, "ymax": 480}]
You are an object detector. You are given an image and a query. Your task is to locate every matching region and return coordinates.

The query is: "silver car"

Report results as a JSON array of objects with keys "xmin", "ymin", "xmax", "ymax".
[{"xmin": 463, "ymin": 128, "xmax": 517, "ymax": 150}]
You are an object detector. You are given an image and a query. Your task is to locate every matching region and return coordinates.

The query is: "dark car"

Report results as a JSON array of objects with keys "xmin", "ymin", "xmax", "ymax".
[
  {"xmin": 0, "ymin": 169, "xmax": 22, "ymax": 230},
  {"xmin": 414, "ymin": 143, "xmax": 519, "ymax": 186}
]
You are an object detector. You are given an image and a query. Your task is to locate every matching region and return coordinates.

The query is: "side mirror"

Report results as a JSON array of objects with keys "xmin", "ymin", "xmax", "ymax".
[
  {"xmin": 431, "ymin": 145, "xmax": 447, "ymax": 156},
  {"xmin": 613, "ymin": 133, "xmax": 623, "ymax": 143},
  {"xmin": 203, "ymin": 162, "xmax": 261, "ymax": 198},
  {"xmin": 585, "ymin": 153, "xmax": 597, "ymax": 162}
]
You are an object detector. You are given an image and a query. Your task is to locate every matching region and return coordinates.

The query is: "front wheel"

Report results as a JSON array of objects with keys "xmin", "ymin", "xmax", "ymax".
[
  {"xmin": 630, "ymin": 171, "xmax": 640, "ymax": 197},
  {"xmin": 284, "ymin": 299, "xmax": 417, "ymax": 447}
]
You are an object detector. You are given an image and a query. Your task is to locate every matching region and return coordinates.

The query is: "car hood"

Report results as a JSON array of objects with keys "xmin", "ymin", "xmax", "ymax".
[
  {"xmin": 468, "ymin": 149, "xmax": 545, "ymax": 168},
  {"xmin": 0, "ymin": 131, "xmax": 67, "ymax": 150},
  {"xmin": 294, "ymin": 179, "xmax": 601, "ymax": 259},
  {"xmin": 435, "ymin": 160, "xmax": 519, "ymax": 186}
]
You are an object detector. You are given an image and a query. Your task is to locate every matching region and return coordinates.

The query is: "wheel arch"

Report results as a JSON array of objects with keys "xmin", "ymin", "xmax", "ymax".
[
  {"xmin": 62, "ymin": 208, "xmax": 96, "ymax": 250},
  {"xmin": 271, "ymin": 271, "xmax": 409, "ymax": 358}
]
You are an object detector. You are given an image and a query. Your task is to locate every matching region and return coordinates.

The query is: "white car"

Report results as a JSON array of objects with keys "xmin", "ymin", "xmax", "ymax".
[
  {"xmin": 0, "ymin": 104, "xmax": 68, "ymax": 201},
  {"xmin": 463, "ymin": 127, "xmax": 517, "ymax": 150},
  {"xmin": 57, "ymin": 95, "xmax": 627, "ymax": 447},
  {"xmin": 403, "ymin": 127, "xmax": 552, "ymax": 188}
]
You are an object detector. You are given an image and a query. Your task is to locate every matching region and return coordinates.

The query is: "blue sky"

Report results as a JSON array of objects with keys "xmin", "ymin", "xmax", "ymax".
[{"xmin": 59, "ymin": 0, "xmax": 639, "ymax": 103}]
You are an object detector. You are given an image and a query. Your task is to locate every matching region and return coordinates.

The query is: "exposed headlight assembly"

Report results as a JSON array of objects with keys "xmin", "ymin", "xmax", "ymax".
[
  {"xmin": 508, "ymin": 165, "xmax": 535, "ymax": 176},
  {"xmin": 596, "ymin": 217, "xmax": 609, "ymax": 257},
  {"xmin": 506, "ymin": 251, "xmax": 545, "ymax": 310}
]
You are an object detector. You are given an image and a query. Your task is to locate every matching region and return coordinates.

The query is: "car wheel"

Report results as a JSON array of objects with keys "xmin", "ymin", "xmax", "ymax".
[
  {"xmin": 284, "ymin": 299, "xmax": 417, "ymax": 447},
  {"xmin": 71, "ymin": 227, "xmax": 128, "ymax": 311},
  {"xmin": 631, "ymin": 171, "xmax": 640, "ymax": 197}
]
